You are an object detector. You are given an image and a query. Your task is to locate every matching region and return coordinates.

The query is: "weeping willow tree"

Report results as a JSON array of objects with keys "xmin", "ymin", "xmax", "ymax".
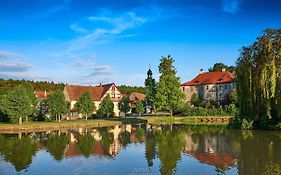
[{"xmin": 236, "ymin": 29, "xmax": 281, "ymax": 125}]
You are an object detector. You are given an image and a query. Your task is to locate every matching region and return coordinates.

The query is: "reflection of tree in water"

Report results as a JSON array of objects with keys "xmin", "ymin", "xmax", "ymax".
[
  {"xmin": 97, "ymin": 127, "xmax": 114, "ymax": 153},
  {"xmin": 0, "ymin": 135, "xmax": 37, "ymax": 172},
  {"xmin": 77, "ymin": 134, "xmax": 95, "ymax": 158},
  {"xmin": 156, "ymin": 128, "xmax": 186, "ymax": 175},
  {"xmin": 145, "ymin": 130, "xmax": 157, "ymax": 167},
  {"xmin": 42, "ymin": 133, "xmax": 69, "ymax": 161},
  {"xmin": 237, "ymin": 131, "xmax": 281, "ymax": 175},
  {"xmin": 119, "ymin": 131, "xmax": 131, "ymax": 148},
  {"xmin": 136, "ymin": 127, "xmax": 145, "ymax": 143}
]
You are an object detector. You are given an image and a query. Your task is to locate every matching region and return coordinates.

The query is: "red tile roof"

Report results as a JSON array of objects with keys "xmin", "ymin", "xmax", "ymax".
[
  {"xmin": 34, "ymin": 91, "xmax": 51, "ymax": 100},
  {"xmin": 64, "ymin": 83, "xmax": 116, "ymax": 101},
  {"xmin": 130, "ymin": 92, "xmax": 146, "ymax": 101},
  {"xmin": 181, "ymin": 71, "xmax": 235, "ymax": 86},
  {"xmin": 187, "ymin": 151, "xmax": 236, "ymax": 170}
]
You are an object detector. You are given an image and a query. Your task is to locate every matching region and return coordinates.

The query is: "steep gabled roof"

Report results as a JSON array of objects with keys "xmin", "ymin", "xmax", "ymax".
[
  {"xmin": 64, "ymin": 83, "xmax": 115, "ymax": 101},
  {"xmin": 181, "ymin": 71, "xmax": 235, "ymax": 86}
]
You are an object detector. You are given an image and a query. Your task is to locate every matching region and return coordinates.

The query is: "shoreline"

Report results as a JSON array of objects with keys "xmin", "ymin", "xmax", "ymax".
[{"xmin": 0, "ymin": 116, "xmax": 232, "ymax": 133}]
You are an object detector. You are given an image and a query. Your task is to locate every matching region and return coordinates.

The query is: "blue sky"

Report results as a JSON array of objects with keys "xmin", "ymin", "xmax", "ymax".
[{"xmin": 0, "ymin": 0, "xmax": 281, "ymax": 86}]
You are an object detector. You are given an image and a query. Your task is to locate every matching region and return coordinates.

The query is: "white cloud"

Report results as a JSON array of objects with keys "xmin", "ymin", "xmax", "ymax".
[
  {"xmin": 222, "ymin": 0, "xmax": 241, "ymax": 13},
  {"xmin": 0, "ymin": 50, "xmax": 23, "ymax": 59},
  {"xmin": 0, "ymin": 61, "xmax": 33, "ymax": 72}
]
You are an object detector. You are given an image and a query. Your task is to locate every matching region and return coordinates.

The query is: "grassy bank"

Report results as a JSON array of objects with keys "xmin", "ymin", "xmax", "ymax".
[
  {"xmin": 0, "ymin": 120, "xmax": 122, "ymax": 133},
  {"xmin": 0, "ymin": 116, "xmax": 232, "ymax": 133}
]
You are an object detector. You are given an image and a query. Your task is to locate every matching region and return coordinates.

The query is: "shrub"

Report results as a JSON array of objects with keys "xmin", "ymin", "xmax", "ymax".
[{"xmin": 241, "ymin": 119, "xmax": 254, "ymax": 130}]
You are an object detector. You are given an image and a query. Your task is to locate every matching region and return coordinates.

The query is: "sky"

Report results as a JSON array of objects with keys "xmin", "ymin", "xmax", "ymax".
[{"xmin": 0, "ymin": 0, "xmax": 281, "ymax": 86}]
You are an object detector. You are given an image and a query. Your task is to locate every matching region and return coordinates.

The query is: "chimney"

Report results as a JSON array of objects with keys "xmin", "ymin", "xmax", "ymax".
[
  {"xmin": 199, "ymin": 69, "xmax": 205, "ymax": 74},
  {"xmin": 222, "ymin": 68, "xmax": 226, "ymax": 72},
  {"xmin": 99, "ymin": 83, "xmax": 102, "ymax": 87}
]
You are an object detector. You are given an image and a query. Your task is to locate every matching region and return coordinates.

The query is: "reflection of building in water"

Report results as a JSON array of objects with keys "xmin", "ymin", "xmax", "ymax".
[
  {"xmin": 184, "ymin": 134, "xmax": 237, "ymax": 170},
  {"xmin": 64, "ymin": 125, "xmax": 134, "ymax": 158}
]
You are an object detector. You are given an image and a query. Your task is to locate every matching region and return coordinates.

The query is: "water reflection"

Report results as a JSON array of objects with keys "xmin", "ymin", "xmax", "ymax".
[{"xmin": 0, "ymin": 125, "xmax": 280, "ymax": 175}]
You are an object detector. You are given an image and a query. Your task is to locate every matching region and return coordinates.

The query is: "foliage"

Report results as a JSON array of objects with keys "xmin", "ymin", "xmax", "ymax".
[
  {"xmin": 97, "ymin": 95, "xmax": 114, "ymax": 118},
  {"xmin": 118, "ymin": 97, "xmax": 131, "ymax": 115},
  {"xmin": 77, "ymin": 134, "xmax": 95, "ymax": 158},
  {"xmin": 0, "ymin": 79, "xmax": 65, "ymax": 96},
  {"xmin": 97, "ymin": 127, "xmax": 114, "ymax": 153},
  {"xmin": 155, "ymin": 55, "xmax": 185, "ymax": 116},
  {"xmin": 241, "ymin": 119, "xmax": 254, "ymax": 130},
  {"xmin": 76, "ymin": 91, "xmax": 95, "ymax": 120},
  {"xmin": 0, "ymin": 135, "xmax": 38, "ymax": 172},
  {"xmin": 157, "ymin": 129, "xmax": 186, "ymax": 175},
  {"xmin": 208, "ymin": 62, "xmax": 235, "ymax": 73},
  {"xmin": 144, "ymin": 68, "xmax": 157, "ymax": 111},
  {"xmin": 236, "ymin": 29, "xmax": 281, "ymax": 127},
  {"xmin": 136, "ymin": 100, "xmax": 145, "ymax": 116},
  {"xmin": 47, "ymin": 90, "xmax": 69, "ymax": 121},
  {"xmin": 145, "ymin": 130, "xmax": 157, "ymax": 167},
  {"xmin": 42, "ymin": 133, "xmax": 69, "ymax": 161},
  {"xmin": 118, "ymin": 85, "xmax": 146, "ymax": 94},
  {"xmin": 191, "ymin": 93, "xmax": 201, "ymax": 107},
  {"xmin": 179, "ymin": 105, "xmax": 229, "ymax": 116},
  {"xmin": 35, "ymin": 99, "xmax": 49, "ymax": 121},
  {"xmin": 1, "ymin": 85, "xmax": 35, "ymax": 124}
]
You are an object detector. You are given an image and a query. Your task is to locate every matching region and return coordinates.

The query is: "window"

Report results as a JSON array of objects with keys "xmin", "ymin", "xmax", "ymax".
[
  {"xmin": 182, "ymin": 87, "xmax": 185, "ymax": 92},
  {"xmin": 225, "ymin": 85, "xmax": 227, "ymax": 90},
  {"xmin": 220, "ymin": 85, "xmax": 222, "ymax": 90},
  {"xmin": 206, "ymin": 86, "xmax": 209, "ymax": 90}
]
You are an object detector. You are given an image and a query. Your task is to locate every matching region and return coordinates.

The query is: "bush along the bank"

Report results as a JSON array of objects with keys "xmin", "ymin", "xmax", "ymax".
[{"xmin": 177, "ymin": 104, "xmax": 237, "ymax": 117}]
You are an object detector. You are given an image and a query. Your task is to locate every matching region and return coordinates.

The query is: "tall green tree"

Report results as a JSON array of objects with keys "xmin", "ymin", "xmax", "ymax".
[
  {"xmin": 76, "ymin": 91, "xmax": 95, "ymax": 120},
  {"xmin": 145, "ymin": 68, "xmax": 157, "ymax": 112},
  {"xmin": 97, "ymin": 95, "xmax": 114, "ymax": 118},
  {"xmin": 155, "ymin": 55, "xmax": 185, "ymax": 116},
  {"xmin": 136, "ymin": 100, "xmax": 145, "ymax": 117},
  {"xmin": 236, "ymin": 29, "xmax": 281, "ymax": 126},
  {"xmin": 118, "ymin": 97, "xmax": 131, "ymax": 117},
  {"xmin": 47, "ymin": 90, "xmax": 68, "ymax": 122},
  {"xmin": 1, "ymin": 85, "xmax": 34, "ymax": 124}
]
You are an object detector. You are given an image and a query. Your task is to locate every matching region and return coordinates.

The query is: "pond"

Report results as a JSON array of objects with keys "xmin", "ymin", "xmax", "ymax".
[{"xmin": 0, "ymin": 124, "xmax": 280, "ymax": 175}]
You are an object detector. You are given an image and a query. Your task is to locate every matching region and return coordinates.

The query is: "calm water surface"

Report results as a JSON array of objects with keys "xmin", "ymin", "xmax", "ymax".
[{"xmin": 0, "ymin": 124, "xmax": 280, "ymax": 175}]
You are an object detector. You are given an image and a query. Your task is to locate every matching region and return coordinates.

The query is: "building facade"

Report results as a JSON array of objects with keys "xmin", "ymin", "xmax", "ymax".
[
  {"xmin": 63, "ymin": 83, "xmax": 122, "ymax": 116},
  {"xmin": 181, "ymin": 69, "xmax": 236, "ymax": 104}
]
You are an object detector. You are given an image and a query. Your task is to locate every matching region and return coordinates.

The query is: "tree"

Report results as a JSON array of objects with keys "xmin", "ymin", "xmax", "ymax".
[
  {"xmin": 118, "ymin": 97, "xmax": 131, "ymax": 117},
  {"xmin": 76, "ymin": 91, "xmax": 95, "ymax": 120},
  {"xmin": 145, "ymin": 68, "xmax": 157, "ymax": 112},
  {"xmin": 136, "ymin": 100, "xmax": 145, "ymax": 117},
  {"xmin": 1, "ymin": 85, "xmax": 34, "ymax": 124},
  {"xmin": 47, "ymin": 90, "xmax": 68, "ymax": 122},
  {"xmin": 191, "ymin": 93, "xmax": 201, "ymax": 107},
  {"xmin": 155, "ymin": 55, "xmax": 185, "ymax": 116},
  {"xmin": 97, "ymin": 95, "xmax": 114, "ymax": 118},
  {"xmin": 236, "ymin": 29, "xmax": 281, "ymax": 127},
  {"xmin": 208, "ymin": 63, "xmax": 235, "ymax": 73}
]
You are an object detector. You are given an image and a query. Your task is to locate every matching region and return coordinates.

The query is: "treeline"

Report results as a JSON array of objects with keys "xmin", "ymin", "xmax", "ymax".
[
  {"xmin": 0, "ymin": 79, "xmax": 65, "ymax": 95},
  {"xmin": 118, "ymin": 85, "xmax": 146, "ymax": 94}
]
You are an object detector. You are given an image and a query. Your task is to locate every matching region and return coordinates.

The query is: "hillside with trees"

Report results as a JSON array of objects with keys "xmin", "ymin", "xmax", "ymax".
[
  {"xmin": 0, "ymin": 79, "xmax": 65, "ymax": 95},
  {"xmin": 117, "ymin": 85, "xmax": 146, "ymax": 94}
]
